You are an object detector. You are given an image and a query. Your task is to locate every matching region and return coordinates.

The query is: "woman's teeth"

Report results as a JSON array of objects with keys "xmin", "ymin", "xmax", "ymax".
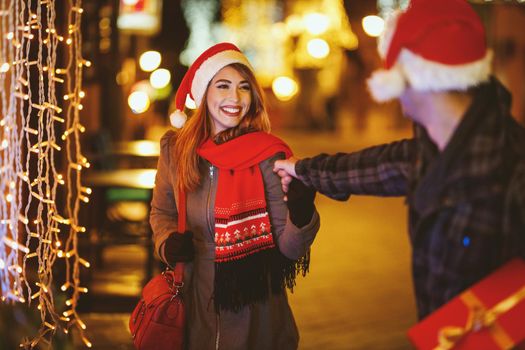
[{"xmin": 222, "ymin": 107, "xmax": 240, "ymax": 114}]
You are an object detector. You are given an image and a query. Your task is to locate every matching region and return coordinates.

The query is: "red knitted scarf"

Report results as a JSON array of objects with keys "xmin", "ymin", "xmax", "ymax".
[{"xmin": 198, "ymin": 131, "xmax": 303, "ymax": 312}]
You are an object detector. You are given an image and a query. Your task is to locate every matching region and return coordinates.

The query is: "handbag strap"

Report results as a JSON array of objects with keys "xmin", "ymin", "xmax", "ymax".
[
  {"xmin": 174, "ymin": 188, "xmax": 186, "ymax": 281},
  {"xmin": 177, "ymin": 187, "xmax": 186, "ymax": 232}
]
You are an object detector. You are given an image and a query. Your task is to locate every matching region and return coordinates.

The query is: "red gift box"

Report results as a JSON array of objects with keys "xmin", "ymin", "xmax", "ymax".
[{"xmin": 407, "ymin": 258, "xmax": 525, "ymax": 350}]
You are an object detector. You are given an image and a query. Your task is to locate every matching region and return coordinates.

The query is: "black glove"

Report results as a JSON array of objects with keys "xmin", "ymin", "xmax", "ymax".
[
  {"xmin": 163, "ymin": 230, "xmax": 194, "ymax": 265},
  {"xmin": 286, "ymin": 179, "xmax": 316, "ymax": 228}
]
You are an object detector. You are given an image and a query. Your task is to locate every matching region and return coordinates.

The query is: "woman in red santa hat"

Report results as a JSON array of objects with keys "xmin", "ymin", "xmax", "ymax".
[{"xmin": 149, "ymin": 42, "xmax": 320, "ymax": 349}]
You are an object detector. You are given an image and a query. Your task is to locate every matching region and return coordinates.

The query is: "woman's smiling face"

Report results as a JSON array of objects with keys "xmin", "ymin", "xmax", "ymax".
[{"xmin": 206, "ymin": 65, "xmax": 252, "ymax": 135}]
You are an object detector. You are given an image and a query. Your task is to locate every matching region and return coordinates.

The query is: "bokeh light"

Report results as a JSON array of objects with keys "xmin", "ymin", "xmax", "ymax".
[
  {"xmin": 362, "ymin": 15, "xmax": 385, "ymax": 37},
  {"xmin": 303, "ymin": 13, "xmax": 330, "ymax": 35},
  {"xmin": 285, "ymin": 14, "xmax": 303, "ymax": 36},
  {"xmin": 149, "ymin": 68, "xmax": 171, "ymax": 89},
  {"xmin": 128, "ymin": 91, "xmax": 150, "ymax": 114},
  {"xmin": 139, "ymin": 51, "xmax": 161, "ymax": 72},
  {"xmin": 123, "ymin": 0, "xmax": 140, "ymax": 6},
  {"xmin": 307, "ymin": 38, "xmax": 330, "ymax": 59},
  {"xmin": 272, "ymin": 76, "xmax": 299, "ymax": 101}
]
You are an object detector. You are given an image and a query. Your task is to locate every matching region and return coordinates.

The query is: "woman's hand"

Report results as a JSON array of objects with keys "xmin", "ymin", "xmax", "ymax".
[
  {"xmin": 274, "ymin": 157, "xmax": 316, "ymax": 227},
  {"xmin": 164, "ymin": 231, "xmax": 194, "ymax": 265},
  {"xmin": 286, "ymin": 179, "xmax": 316, "ymax": 228}
]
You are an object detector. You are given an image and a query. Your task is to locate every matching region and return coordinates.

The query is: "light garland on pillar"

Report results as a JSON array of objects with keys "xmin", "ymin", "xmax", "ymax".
[
  {"xmin": 0, "ymin": 0, "xmax": 91, "ymax": 348},
  {"xmin": 220, "ymin": 0, "xmax": 285, "ymax": 87},
  {"xmin": 180, "ymin": 0, "xmax": 219, "ymax": 66}
]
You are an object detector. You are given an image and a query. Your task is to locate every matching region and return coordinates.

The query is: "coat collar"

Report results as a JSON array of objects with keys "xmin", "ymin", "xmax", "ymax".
[{"xmin": 410, "ymin": 78, "xmax": 513, "ymax": 215}]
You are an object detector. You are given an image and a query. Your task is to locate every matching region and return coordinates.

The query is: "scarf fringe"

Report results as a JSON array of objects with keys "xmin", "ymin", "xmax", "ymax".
[
  {"xmin": 214, "ymin": 248, "xmax": 311, "ymax": 312},
  {"xmin": 275, "ymin": 249, "xmax": 311, "ymax": 293}
]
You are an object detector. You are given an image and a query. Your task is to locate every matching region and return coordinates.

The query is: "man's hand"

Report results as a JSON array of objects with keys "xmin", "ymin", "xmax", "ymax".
[{"xmin": 273, "ymin": 157, "xmax": 299, "ymax": 196}]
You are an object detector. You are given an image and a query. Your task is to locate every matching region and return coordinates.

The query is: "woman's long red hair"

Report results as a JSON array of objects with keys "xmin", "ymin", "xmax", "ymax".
[{"xmin": 174, "ymin": 63, "xmax": 271, "ymax": 193}]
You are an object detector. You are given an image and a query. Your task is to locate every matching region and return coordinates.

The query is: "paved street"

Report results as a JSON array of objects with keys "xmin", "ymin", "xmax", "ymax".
[
  {"xmin": 279, "ymin": 115, "xmax": 417, "ymax": 350},
  {"xmin": 76, "ymin": 111, "xmax": 419, "ymax": 349}
]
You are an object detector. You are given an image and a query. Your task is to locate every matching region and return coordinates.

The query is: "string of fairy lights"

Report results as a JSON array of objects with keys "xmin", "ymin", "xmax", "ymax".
[{"xmin": 0, "ymin": 0, "xmax": 91, "ymax": 348}]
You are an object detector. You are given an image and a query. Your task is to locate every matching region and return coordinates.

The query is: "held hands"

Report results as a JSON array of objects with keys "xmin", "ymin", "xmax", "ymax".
[
  {"xmin": 273, "ymin": 156, "xmax": 299, "ymax": 197},
  {"xmin": 274, "ymin": 156, "xmax": 316, "ymax": 228}
]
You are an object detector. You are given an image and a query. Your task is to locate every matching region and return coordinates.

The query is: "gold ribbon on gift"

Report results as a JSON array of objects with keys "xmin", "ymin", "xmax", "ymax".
[{"xmin": 434, "ymin": 285, "xmax": 525, "ymax": 350}]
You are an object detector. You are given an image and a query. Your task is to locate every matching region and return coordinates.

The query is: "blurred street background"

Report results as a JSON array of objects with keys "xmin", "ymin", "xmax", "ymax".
[{"xmin": 1, "ymin": 0, "xmax": 524, "ymax": 349}]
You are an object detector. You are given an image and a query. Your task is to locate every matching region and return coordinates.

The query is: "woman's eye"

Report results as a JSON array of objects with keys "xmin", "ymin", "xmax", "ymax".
[
  {"xmin": 240, "ymin": 85, "xmax": 251, "ymax": 91},
  {"xmin": 217, "ymin": 84, "xmax": 229, "ymax": 89}
]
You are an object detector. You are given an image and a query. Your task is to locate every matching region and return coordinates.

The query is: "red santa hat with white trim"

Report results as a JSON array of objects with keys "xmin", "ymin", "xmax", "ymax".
[
  {"xmin": 169, "ymin": 42, "xmax": 254, "ymax": 128},
  {"xmin": 367, "ymin": 0, "xmax": 493, "ymax": 102}
]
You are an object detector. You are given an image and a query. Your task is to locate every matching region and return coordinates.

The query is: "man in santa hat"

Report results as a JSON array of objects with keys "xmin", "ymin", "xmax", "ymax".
[{"xmin": 274, "ymin": 0, "xmax": 525, "ymax": 320}]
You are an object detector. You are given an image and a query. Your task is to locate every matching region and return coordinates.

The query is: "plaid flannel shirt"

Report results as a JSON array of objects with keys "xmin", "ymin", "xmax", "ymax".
[{"xmin": 296, "ymin": 78, "xmax": 525, "ymax": 319}]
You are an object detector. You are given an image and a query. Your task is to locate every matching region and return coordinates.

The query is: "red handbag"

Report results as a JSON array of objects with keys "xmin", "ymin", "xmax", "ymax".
[
  {"xmin": 129, "ymin": 264, "xmax": 185, "ymax": 349},
  {"xmin": 129, "ymin": 190, "xmax": 187, "ymax": 349}
]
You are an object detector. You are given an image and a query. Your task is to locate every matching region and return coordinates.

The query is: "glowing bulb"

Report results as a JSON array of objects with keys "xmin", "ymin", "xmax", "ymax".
[
  {"xmin": 362, "ymin": 15, "xmax": 385, "ymax": 37},
  {"xmin": 79, "ymin": 258, "xmax": 91, "ymax": 268},
  {"xmin": 82, "ymin": 337, "xmax": 92, "ymax": 348},
  {"xmin": 307, "ymin": 38, "xmax": 330, "ymax": 59},
  {"xmin": 0, "ymin": 63, "xmax": 9, "ymax": 72},
  {"xmin": 77, "ymin": 319, "xmax": 87, "ymax": 330},
  {"xmin": 150, "ymin": 68, "xmax": 171, "ymax": 89},
  {"xmin": 63, "ymin": 309, "xmax": 74, "ymax": 317},
  {"xmin": 139, "ymin": 51, "xmax": 161, "ymax": 72}
]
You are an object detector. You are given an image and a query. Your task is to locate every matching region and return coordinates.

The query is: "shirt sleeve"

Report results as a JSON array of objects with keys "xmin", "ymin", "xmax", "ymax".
[
  {"xmin": 149, "ymin": 130, "xmax": 179, "ymax": 261},
  {"xmin": 295, "ymin": 138, "xmax": 416, "ymax": 200},
  {"xmin": 261, "ymin": 153, "xmax": 320, "ymax": 260}
]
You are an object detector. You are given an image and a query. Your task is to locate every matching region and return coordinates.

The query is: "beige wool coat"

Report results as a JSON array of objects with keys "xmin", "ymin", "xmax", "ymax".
[{"xmin": 150, "ymin": 130, "xmax": 321, "ymax": 350}]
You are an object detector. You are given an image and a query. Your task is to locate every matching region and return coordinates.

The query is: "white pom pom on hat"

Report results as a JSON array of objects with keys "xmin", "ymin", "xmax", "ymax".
[
  {"xmin": 367, "ymin": 0, "xmax": 493, "ymax": 102},
  {"xmin": 169, "ymin": 109, "xmax": 187, "ymax": 129},
  {"xmin": 170, "ymin": 42, "xmax": 254, "ymax": 128},
  {"xmin": 367, "ymin": 66, "xmax": 406, "ymax": 103}
]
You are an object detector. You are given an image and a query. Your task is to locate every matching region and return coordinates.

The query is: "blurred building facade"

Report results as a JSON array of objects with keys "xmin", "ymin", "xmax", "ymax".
[{"xmin": 77, "ymin": 0, "xmax": 525, "ymax": 145}]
